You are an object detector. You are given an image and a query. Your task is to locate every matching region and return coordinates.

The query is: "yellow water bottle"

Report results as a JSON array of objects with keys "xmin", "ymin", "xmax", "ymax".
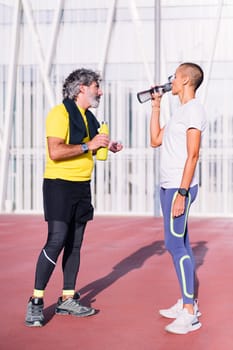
[{"xmin": 96, "ymin": 121, "xmax": 109, "ymax": 161}]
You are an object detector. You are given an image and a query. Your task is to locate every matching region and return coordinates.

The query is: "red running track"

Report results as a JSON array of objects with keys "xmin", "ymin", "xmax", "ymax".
[{"xmin": 1, "ymin": 214, "xmax": 233, "ymax": 350}]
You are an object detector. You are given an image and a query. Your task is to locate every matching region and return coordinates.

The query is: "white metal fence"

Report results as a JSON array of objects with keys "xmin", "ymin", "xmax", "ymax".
[
  {"xmin": 3, "ymin": 77, "xmax": 233, "ymax": 217},
  {"xmin": 4, "ymin": 79, "xmax": 157, "ymax": 215},
  {"xmin": 191, "ymin": 114, "xmax": 233, "ymax": 217},
  {"xmin": 1, "ymin": 0, "xmax": 233, "ymax": 217}
]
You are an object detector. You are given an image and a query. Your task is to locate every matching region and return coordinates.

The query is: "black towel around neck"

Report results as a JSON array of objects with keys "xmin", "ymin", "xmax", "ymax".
[{"xmin": 63, "ymin": 98, "xmax": 100, "ymax": 145}]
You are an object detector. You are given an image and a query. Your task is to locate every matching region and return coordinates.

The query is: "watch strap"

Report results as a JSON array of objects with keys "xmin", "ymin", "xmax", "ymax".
[{"xmin": 178, "ymin": 188, "xmax": 189, "ymax": 197}]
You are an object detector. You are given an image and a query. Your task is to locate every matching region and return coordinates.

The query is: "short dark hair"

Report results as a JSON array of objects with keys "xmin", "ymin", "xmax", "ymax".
[
  {"xmin": 179, "ymin": 62, "xmax": 204, "ymax": 91},
  {"xmin": 62, "ymin": 68, "xmax": 101, "ymax": 99}
]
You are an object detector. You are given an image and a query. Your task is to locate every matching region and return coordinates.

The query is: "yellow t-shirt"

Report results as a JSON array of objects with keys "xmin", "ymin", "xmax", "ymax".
[{"xmin": 44, "ymin": 103, "xmax": 94, "ymax": 181}]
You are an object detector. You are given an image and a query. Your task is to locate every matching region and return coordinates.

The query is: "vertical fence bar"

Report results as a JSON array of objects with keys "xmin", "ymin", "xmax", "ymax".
[{"xmin": 0, "ymin": 0, "xmax": 21, "ymax": 211}]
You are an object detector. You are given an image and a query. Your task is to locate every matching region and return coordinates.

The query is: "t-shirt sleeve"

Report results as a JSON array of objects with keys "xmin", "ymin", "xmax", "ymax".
[
  {"xmin": 186, "ymin": 104, "xmax": 206, "ymax": 131},
  {"xmin": 46, "ymin": 105, "xmax": 68, "ymax": 140}
]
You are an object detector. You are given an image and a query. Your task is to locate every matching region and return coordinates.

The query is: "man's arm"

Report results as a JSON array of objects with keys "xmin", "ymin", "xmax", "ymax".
[
  {"xmin": 150, "ymin": 93, "xmax": 164, "ymax": 147},
  {"xmin": 172, "ymin": 128, "xmax": 201, "ymax": 218},
  {"xmin": 179, "ymin": 128, "xmax": 201, "ymax": 189},
  {"xmin": 47, "ymin": 133, "xmax": 109, "ymax": 161}
]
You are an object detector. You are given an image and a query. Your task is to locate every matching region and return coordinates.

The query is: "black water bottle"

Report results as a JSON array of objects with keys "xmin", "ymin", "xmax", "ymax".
[{"xmin": 137, "ymin": 75, "xmax": 174, "ymax": 104}]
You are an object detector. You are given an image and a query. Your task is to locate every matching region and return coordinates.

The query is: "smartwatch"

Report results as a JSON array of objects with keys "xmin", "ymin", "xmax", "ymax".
[
  {"xmin": 178, "ymin": 188, "xmax": 189, "ymax": 197},
  {"xmin": 81, "ymin": 143, "xmax": 89, "ymax": 153}
]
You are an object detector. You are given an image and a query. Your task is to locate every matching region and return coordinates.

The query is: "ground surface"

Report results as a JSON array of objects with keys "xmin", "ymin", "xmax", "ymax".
[{"xmin": 1, "ymin": 214, "xmax": 232, "ymax": 350}]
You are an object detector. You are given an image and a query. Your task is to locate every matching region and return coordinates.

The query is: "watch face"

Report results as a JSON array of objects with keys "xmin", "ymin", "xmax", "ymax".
[
  {"xmin": 178, "ymin": 188, "xmax": 188, "ymax": 196},
  {"xmin": 81, "ymin": 144, "xmax": 88, "ymax": 153}
]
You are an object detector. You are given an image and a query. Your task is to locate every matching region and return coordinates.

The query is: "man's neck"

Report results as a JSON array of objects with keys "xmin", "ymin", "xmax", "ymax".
[
  {"xmin": 179, "ymin": 90, "xmax": 195, "ymax": 104},
  {"xmin": 75, "ymin": 98, "xmax": 88, "ymax": 111}
]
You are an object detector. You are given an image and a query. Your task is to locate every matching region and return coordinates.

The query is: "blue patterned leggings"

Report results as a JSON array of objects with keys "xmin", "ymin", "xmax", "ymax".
[{"xmin": 160, "ymin": 185, "xmax": 198, "ymax": 304}]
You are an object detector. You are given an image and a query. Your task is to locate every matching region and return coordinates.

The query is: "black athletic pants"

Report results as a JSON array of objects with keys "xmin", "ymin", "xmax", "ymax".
[
  {"xmin": 34, "ymin": 178, "xmax": 94, "ymax": 292},
  {"xmin": 34, "ymin": 220, "xmax": 86, "ymax": 291}
]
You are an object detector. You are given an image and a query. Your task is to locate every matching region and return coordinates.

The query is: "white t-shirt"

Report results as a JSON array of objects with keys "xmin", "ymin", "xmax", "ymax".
[{"xmin": 160, "ymin": 98, "xmax": 207, "ymax": 188}]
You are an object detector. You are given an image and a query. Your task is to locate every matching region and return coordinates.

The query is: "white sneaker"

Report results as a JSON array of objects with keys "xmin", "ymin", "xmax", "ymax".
[
  {"xmin": 159, "ymin": 299, "xmax": 201, "ymax": 319},
  {"xmin": 165, "ymin": 308, "xmax": 202, "ymax": 334}
]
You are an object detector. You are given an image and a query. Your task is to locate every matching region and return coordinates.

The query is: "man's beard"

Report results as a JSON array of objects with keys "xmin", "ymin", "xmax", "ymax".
[{"xmin": 87, "ymin": 91, "xmax": 100, "ymax": 108}]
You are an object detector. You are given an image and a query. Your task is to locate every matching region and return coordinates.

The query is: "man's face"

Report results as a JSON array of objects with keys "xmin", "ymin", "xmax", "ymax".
[
  {"xmin": 171, "ymin": 67, "xmax": 186, "ymax": 95},
  {"xmin": 86, "ymin": 81, "xmax": 103, "ymax": 108}
]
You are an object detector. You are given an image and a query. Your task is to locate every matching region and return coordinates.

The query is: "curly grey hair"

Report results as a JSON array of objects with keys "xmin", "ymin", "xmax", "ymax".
[{"xmin": 62, "ymin": 68, "xmax": 101, "ymax": 100}]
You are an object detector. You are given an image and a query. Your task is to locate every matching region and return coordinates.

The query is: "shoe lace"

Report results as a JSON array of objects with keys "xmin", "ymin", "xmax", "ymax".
[
  {"xmin": 31, "ymin": 303, "xmax": 43, "ymax": 316},
  {"xmin": 63, "ymin": 298, "xmax": 82, "ymax": 309}
]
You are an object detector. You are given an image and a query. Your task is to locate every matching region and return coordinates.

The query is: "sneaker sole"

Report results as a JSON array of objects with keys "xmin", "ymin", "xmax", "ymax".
[
  {"xmin": 25, "ymin": 320, "xmax": 43, "ymax": 327},
  {"xmin": 159, "ymin": 310, "xmax": 178, "ymax": 319},
  {"xmin": 55, "ymin": 308, "xmax": 96, "ymax": 317},
  {"xmin": 165, "ymin": 321, "xmax": 202, "ymax": 334},
  {"xmin": 159, "ymin": 310, "xmax": 202, "ymax": 319}
]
